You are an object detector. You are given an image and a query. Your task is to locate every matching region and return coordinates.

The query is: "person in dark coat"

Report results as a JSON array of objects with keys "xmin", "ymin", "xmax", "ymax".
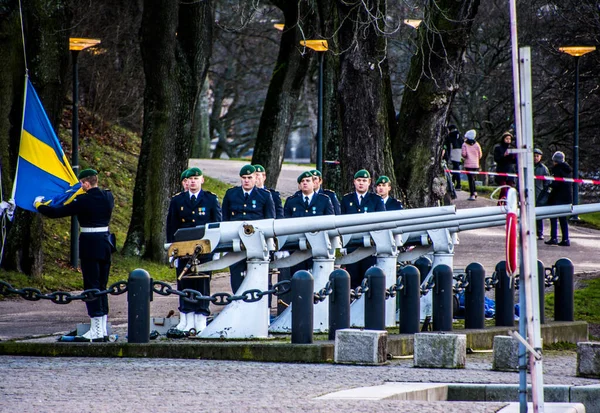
[
  {"xmin": 222, "ymin": 165, "xmax": 276, "ymax": 292},
  {"xmin": 310, "ymin": 169, "xmax": 341, "ymax": 214},
  {"xmin": 443, "ymin": 124, "xmax": 464, "ymax": 190},
  {"xmin": 166, "ymin": 167, "xmax": 222, "ymax": 335},
  {"xmin": 533, "ymin": 148, "xmax": 551, "ymax": 240},
  {"xmin": 36, "ymin": 168, "xmax": 114, "ymax": 342},
  {"xmin": 254, "ymin": 164, "xmax": 284, "ymax": 219},
  {"xmin": 493, "ymin": 131, "xmax": 518, "ymax": 203},
  {"xmin": 341, "ymin": 169, "xmax": 386, "ymax": 288},
  {"xmin": 283, "ymin": 171, "xmax": 334, "ymax": 280},
  {"xmin": 545, "ymin": 151, "xmax": 573, "ymax": 246},
  {"xmin": 374, "ymin": 175, "xmax": 403, "ymax": 211}
]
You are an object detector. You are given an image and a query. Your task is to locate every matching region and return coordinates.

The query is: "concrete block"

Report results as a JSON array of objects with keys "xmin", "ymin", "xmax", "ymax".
[
  {"xmin": 315, "ymin": 382, "xmax": 448, "ymax": 401},
  {"xmin": 577, "ymin": 341, "xmax": 600, "ymax": 378},
  {"xmin": 485, "ymin": 384, "xmax": 519, "ymax": 402},
  {"xmin": 413, "ymin": 333, "xmax": 466, "ymax": 368},
  {"xmin": 493, "ymin": 335, "xmax": 520, "ymax": 371},
  {"xmin": 334, "ymin": 329, "xmax": 387, "ymax": 365},
  {"xmin": 570, "ymin": 384, "xmax": 600, "ymax": 413},
  {"xmin": 447, "ymin": 383, "xmax": 485, "ymax": 401}
]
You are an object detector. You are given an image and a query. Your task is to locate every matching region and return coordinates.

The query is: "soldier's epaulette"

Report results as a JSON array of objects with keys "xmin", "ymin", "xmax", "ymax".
[
  {"xmin": 343, "ymin": 192, "xmax": 354, "ymax": 197},
  {"xmin": 288, "ymin": 192, "xmax": 301, "ymax": 199},
  {"xmin": 267, "ymin": 187, "xmax": 279, "ymax": 194},
  {"xmin": 172, "ymin": 191, "xmax": 182, "ymax": 197},
  {"xmin": 258, "ymin": 187, "xmax": 271, "ymax": 193},
  {"xmin": 316, "ymin": 192, "xmax": 330, "ymax": 199}
]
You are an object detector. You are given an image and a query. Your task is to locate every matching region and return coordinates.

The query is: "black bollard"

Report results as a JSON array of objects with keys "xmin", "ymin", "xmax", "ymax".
[
  {"xmin": 328, "ymin": 269, "xmax": 351, "ymax": 340},
  {"xmin": 432, "ymin": 264, "xmax": 453, "ymax": 331},
  {"xmin": 398, "ymin": 265, "xmax": 420, "ymax": 334},
  {"xmin": 291, "ymin": 270, "xmax": 314, "ymax": 344},
  {"xmin": 464, "ymin": 262, "xmax": 485, "ymax": 330},
  {"xmin": 414, "ymin": 256, "xmax": 433, "ymax": 285},
  {"xmin": 495, "ymin": 261, "xmax": 515, "ymax": 327},
  {"xmin": 537, "ymin": 260, "xmax": 546, "ymax": 325},
  {"xmin": 554, "ymin": 258, "xmax": 574, "ymax": 322},
  {"xmin": 364, "ymin": 267, "xmax": 386, "ymax": 331},
  {"xmin": 127, "ymin": 268, "xmax": 151, "ymax": 343}
]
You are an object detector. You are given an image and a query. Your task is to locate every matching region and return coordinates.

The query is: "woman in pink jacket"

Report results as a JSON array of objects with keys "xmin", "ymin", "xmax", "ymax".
[{"xmin": 461, "ymin": 129, "xmax": 483, "ymax": 201}]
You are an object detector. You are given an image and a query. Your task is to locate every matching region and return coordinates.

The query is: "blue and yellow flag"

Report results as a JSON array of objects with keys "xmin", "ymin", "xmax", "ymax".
[{"xmin": 12, "ymin": 78, "xmax": 82, "ymax": 212}]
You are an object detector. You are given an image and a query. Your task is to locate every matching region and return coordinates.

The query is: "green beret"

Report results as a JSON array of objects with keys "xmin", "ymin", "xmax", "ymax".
[
  {"xmin": 78, "ymin": 168, "xmax": 98, "ymax": 180},
  {"xmin": 253, "ymin": 164, "xmax": 266, "ymax": 173},
  {"xmin": 310, "ymin": 169, "xmax": 322, "ymax": 178},
  {"xmin": 239, "ymin": 164, "xmax": 256, "ymax": 176},
  {"xmin": 354, "ymin": 169, "xmax": 371, "ymax": 179},
  {"xmin": 180, "ymin": 169, "xmax": 190, "ymax": 181},
  {"xmin": 297, "ymin": 171, "xmax": 314, "ymax": 183},
  {"xmin": 375, "ymin": 175, "xmax": 390, "ymax": 185},
  {"xmin": 186, "ymin": 167, "xmax": 202, "ymax": 178}
]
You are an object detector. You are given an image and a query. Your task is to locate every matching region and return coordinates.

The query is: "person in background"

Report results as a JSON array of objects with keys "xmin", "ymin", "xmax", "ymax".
[
  {"xmin": 461, "ymin": 129, "xmax": 482, "ymax": 201},
  {"xmin": 310, "ymin": 169, "xmax": 341, "ymax": 215},
  {"xmin": 443, "ymin": 124, "xmax": 464, "ymax": 191},
  {"xmin": 545, "ymin": 151, "xmax": 572, "ymax": 247},
  {"xmin": 341, "ymin": 169, "xmax": 385, "ymax": 288},
  {"xmin": 494, "ymin": 131, "xmax": 517, "ymax": 203},
  {"xmin": 166, "ymin": 167, "xmax": 222, "ymax": 337},
  {"xmin": 35, "ymin": 168, "xmax": 114, "ymax": 342},
  {"xmin": 222, "ymin": 165, "xmax": 276, "ymax": 292},
  {"xmin": 254, "ymin": 164, "xmax": 284, "ymax": 219},
  {"xmin": 533, "ymin": 148, "xmax": 550, "ymax": 240},
  {"xmin": 180, "ymin": 169, "xmax": 190, "ymax": 192},
  {"xmin": 374, "ymin": 175, "xmax": 403, "ymax": 211}
]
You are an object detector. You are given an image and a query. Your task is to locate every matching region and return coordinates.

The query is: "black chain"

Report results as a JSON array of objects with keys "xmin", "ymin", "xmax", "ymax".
[
  {"xmin": 350, "ymin": 277, "xmax": 369, "ymax": 300},
  {"xmin": 485, "ymin": 272, "xmax": 498, "ymax": 291},
  {"xmin": 386, "ymin": 277, "xmax": 404, "ymax": 299},
  {"xmin": 0, "ymin": 280, "xmax": 128, "ymax": 304},
  {"xmin": 313, "ymin": 281, "xmax": 332, "ymax": 304},
  {"xmin": 453, "ymin": 272, "xmax": 469, "ymax": 294},
  {"xmin": 420, "ymin": 278, "xmax": 435, "ymax": 296},
  {"xmin": 151, "ymin": 280, "xmax": 291, "ymax": 306}
]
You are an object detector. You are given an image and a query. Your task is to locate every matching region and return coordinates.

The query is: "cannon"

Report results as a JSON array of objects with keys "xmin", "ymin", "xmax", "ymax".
[{"xmin": 166, "ymin": 202, "xmax": 600, "ymax": 338}]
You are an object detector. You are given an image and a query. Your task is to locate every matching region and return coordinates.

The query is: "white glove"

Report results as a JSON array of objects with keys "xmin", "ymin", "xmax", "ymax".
[
  {"xmin": 168, "ymin": 256, "xmax": 178, "ymax": 267},
  {"xmin": 274, "ymin": 251, "xmax": 290, "ymax": 260},
  {"xmin": 33, "ymin": 196, "xmax": 45, "ymax": 209},
  {"xmin": 212, "ymin": 253, "xmax": 220, "ymax": 261},
  {"xmin": 339, "ymin": 248, "xmax": 347, "ymax": 256}
]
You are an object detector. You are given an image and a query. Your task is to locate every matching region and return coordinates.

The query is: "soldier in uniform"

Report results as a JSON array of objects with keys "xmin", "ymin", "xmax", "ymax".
[
  {"xmin": 341, "ymin": 169, "xmax": 386, "ymax": 288},
  {"xmin": 35, "ymin": 168, "xmax": 114, "ymax": 342},
  {"xmin": 254, "ymin": 164, "xmax": 284, "ymax": 219},
  {"xmin": 375, "ymin": 175, "xmax": 403, "ymax": 211},
  {"xmin": 310, "ymin": 169, "xmax": 341, "ymax": 214},
  {"xmin": 166, "ymin": 167, "xmax": 222, "ymax": 336},
  {"xmin": 180, "ymin": 168, "xmax": 190, "ymax": 192},
  {"xmin": 222, "ymin": 164, "xmax": 276, "ymax": 293}
]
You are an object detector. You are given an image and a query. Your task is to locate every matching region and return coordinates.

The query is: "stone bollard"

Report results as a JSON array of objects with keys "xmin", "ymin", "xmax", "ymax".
[
  {"xmin": 577, "ymin": 342, "xmax": 600, "ymax": 378},
  {"xmin": 334, "ymin": 328, "xmax": 388, "ymax": 365},
  {"xmin": 493, "ymin": 335, "xmax": 520, "ymax": 371},
  {"xmin": 414, "ymin": 333, "xmax": 466, "ymax": 368}
]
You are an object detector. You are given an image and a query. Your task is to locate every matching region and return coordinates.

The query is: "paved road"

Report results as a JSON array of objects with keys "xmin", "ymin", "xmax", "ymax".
[{"xmin": 0, "ymin": 351, "xmax": 596, "ymax": 413}]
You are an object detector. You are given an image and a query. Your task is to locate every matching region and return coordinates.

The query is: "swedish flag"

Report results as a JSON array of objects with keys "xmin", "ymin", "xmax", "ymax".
[{"xmin": 12, "ymin": 78, "xmax": 82, "ymax": 212}]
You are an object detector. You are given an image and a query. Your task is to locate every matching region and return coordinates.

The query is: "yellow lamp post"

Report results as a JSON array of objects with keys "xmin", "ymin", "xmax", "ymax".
[
  {"xmin": 68, "ymin": 37, "xmax": 101, "ymax": 268},
  {"xmin": 300, "ymin": 40, "xmax": 329, "ymax": 172},
  {"xmin": 558, "ymin": 46, "xmax": 596, "ymax": 216}
]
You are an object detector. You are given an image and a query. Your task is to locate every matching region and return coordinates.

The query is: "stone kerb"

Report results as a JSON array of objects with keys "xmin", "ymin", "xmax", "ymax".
[
  {"xmin": 414, "ymin": 333, "xmax": 466, "ymax": 369},
  {"xmin": 334, "ymin": 329, "xmax": 388, "ymax": 365}
]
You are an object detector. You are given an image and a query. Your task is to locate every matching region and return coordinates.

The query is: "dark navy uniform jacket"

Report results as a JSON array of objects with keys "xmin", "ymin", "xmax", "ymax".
[
  {"xmin": 222, "ymin": 186, "xmax": 276, "ymax": 221},
  {"xmin": 263, "ymin": 187, "xmax": 284, "ymax": 219},
  {"xmin": 38, "ymin": 187, "xmax": 114, "ymax": 260},
  {"xmin": 384, "ymin": 196, "xmax": 404, "ymax": 211},
  {"xmin": 166, "ymin": 190, "xmax": 222, "ymax": 243},
  {"xmin": 341, "ymin": 192, "xmax": 385, "ymax": 214},
  {"xmin": 318, "ymin": 188, "xmax": 341, "ymax": 215},
  {"xmin": 284, "ymin": 192, "xmax": 334, "ymax": 218}
]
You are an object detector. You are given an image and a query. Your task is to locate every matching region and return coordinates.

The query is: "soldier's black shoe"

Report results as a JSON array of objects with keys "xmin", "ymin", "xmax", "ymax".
[
  {"xmin": 544, "ymin": 239, "xmax": 559, "ymax": 245},
  {"xmin": 558, "ymin": 240, "xmax": 570, "ymax": 247},
  {"xmin": 166, "ymin": 328, "xmax": 188, "ymax": 339}
]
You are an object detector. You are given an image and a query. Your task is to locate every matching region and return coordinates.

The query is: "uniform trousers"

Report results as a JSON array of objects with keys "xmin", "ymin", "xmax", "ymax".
[
  {"xmin": 344, "ymin": 255, "xmax": 377, "ymax": 290},
  {"xmin": 81, "ymin": 258, "xmax": 111, "ymax": 317},
  {"xmin": 176, "ymin": 254, "xmax": 211, "ymax": 315}
]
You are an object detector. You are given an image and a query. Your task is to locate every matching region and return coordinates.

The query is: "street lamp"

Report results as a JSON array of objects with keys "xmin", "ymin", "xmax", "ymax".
[
  {"xmin": 558, "ymin": 45, "xmax": 596, "ymax": 217},
  {"xmin": 69, "ymin": 37, "xmax": 101, "ymax": 268},
  {"xmin": 300, "ymin": 39, "xmax": 328, "ymax": 173}
]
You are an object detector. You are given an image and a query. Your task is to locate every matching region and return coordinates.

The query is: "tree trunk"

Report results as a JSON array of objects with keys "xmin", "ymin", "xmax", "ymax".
[
  {"xmin": 122, "ymin": 0, "xmax": 213, "ymax": 260},
  {"xmin": 393, "ymin": 0, "xmax": 480, "ymax": 207},
  {"xmin": 191, "ymin": 77, "xmax": 211, "ymax": 158},
  {"xmin": 0, "ymin": 0, "xmax": 71, "ymax": 277},
  {"xmin": 251, "ymin": 1, "xmax": 315, "ymax": 188},
  {"xmin": 334, "ymin": 0, "xmax": 397, "ymax": 195}
]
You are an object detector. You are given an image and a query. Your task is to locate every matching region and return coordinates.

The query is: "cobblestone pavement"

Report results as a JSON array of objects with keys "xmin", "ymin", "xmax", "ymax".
[{"xmin": 2, "ymin": 351, "xmax": 597, "ymax": 413}]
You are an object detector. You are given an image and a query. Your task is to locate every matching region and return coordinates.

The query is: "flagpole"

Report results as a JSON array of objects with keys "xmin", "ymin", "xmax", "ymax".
[{"xmin": 70, "ymin": 49, "xmax": 80, "ymax": 268}]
